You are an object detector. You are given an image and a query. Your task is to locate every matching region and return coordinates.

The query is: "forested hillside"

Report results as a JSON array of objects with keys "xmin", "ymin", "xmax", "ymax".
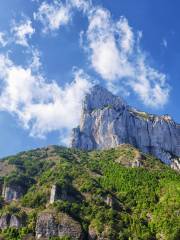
[{"xmin": 0, "ymin": 145, "xmax": 179, "ymax": 240}]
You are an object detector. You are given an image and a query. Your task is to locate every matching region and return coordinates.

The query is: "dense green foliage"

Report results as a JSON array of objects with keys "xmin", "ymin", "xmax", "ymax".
[{"xmin": 0, "ymin": 145, "xmax": 179, "ymax": 239}]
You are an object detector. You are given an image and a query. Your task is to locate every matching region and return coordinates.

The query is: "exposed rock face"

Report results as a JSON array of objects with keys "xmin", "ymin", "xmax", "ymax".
[
  {"xmin": 49, "ymin": 184, "xmax": 76, "ymax": 204},
  {"xmin": 58, "ymin": 213, "xmax": 83, "ymax": 239},
  {"xmin": 9, "ymin": 215, "xmax": 22, "ymax": 228},
  {"xmin": 0, "ymin": 215, "xmax": 23, "ymax": 229},
  {"xmin": 36, "ymin": 212, "xmax": 58, "ymax": 239},
  {"xmin": 0, "ymin": 215, "xmax": 10, "ymax": 229},
  {"xmin": 36, "ymin": 211, "xmax": 83, "ymax": 240},
  {"xmin": 71, "ymin": 85, "xmax": 180, "ymax": 169},
  {"xmin": 49, "ymin": 185, "xmax": 57, "ymax": 204},
  {"xmin": 171, "ymin": 158, "xmax": 180, "ymax": 171},
  {"xmin": 2, "ymin": 185, "xmax": 23, "ymax": 202}
]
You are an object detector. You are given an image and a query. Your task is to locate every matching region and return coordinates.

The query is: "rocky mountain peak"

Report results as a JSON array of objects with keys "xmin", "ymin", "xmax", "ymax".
[
  {"xmin": 71, "ymin": 85, "xmax": 180, "ymax": 169},
  {"xmin": 83, "ymin": 84, "xmax": 126, "ymax": 113}
]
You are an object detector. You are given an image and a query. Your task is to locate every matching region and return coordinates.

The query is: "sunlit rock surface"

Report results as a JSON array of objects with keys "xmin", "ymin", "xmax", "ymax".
[{"xmin": 71, "ymin": 85, "xmax": 180, "ymax": 169}]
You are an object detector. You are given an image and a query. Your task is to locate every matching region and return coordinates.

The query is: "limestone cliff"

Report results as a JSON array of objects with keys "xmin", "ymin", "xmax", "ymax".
[
  {"xmin": 36, "ymin": 211, "xmax": 83, "ymax": 239},
  {"xmin": 71, "ymin": 85, "xmax": 180, "ymax": 169},
  {"xmin": 2, "ymin": 185, "xmax": 24, "ymax": 202},
  {"xmin": 0, "ymin": 214, "xmax": 24, "ymax": 230}
]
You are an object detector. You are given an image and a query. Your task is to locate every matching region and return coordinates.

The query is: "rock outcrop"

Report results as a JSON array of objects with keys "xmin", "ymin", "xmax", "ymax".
[
  {"xmin": 2, "ymin": 185, "xmax": 24, "ymax": 202},
  {"xmin": 0, "ymin": 214, "xmax": 23, "ymax": 230},
  {"xmin": 71, "ymin": 85, "xmax": 180, "ymax": 169},
  {"xmin": 49, "ymin": 184, "xmax": 77, "ymax": 204},
  {"xmin": 0, "ymin": 215, "xmax": 10, "ymax": 230},
  {"xmin": 36, "ymin": 211, "xmax": 83, "ymax": 239}
]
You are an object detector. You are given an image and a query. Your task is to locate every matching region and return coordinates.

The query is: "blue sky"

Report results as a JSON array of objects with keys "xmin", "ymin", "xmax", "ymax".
[{"xmin": 0, "ymin": 0, "xmax": 179, "ymax": 157}]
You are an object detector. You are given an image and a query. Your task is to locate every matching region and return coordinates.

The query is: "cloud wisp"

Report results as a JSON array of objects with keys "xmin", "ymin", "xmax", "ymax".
[
  {"xmin": 11, "ymin": 17, "xmax": 35, "ymax": 47},
  {"xmin": 0, "ymin": 32, "xmax": 8, "ymax": 47},
  {"xmin": 34, "ymin": 1, "xmax": 72, "ymax": 33}
]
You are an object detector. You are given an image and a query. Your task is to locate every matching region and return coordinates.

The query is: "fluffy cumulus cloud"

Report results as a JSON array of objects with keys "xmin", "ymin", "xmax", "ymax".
[
  {"xmin": 84, "ymin": 6, "xmax": 170, "ymax": 108},
  {"xmin": 0, "ymin": 53, "xmax": 93, "ymax": 142},
  {"xmin": 11, "ymin": 18, "xmax": 35, "ymax": 47}
]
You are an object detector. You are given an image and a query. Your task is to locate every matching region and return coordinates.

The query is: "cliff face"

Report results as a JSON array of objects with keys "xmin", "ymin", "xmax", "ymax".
[
  {"xmin": 0, "ymin": 214, "xmax": 23, "ymax": 230},
  {"xmin": 36, "ymin": 211, "xmax": 83, "ymax": 240},
  {"xmin": 2, "ymin": 185, "xmax": 24, "ymax": 202},
  {"xmin": 71, "ymin": 85, "xmax": 180, "ymax": 168}
]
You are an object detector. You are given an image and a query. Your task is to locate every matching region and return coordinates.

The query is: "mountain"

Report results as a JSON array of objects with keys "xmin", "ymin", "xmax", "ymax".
[
  {"xmin": 71, "ymin": 85, "xmax": 180, "ymax": 170},
  {"xmin": 0, "ymin": 145, "xmax": 179, "ymax": 239}
]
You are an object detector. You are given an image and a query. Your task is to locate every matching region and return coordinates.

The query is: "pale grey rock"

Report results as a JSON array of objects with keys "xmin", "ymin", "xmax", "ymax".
[
  {"xmin": 0, "ymin": 215, "xmax": 10, "ymax": 229},
  {"xmin": 171, "ymin": 158, "xmax": 180, "ymax": 171},
  {"xmin": 9, "ymin": 215, "xmax": 22, "ymax": 228},
  {"xmin": 49, "ymin": 184, "xmax": 75, "ymax": 204},
  {"xmin": 131, "ymin": 159, "xmax": 142, "ymax": 168},
  {"xmin": 2, "ymin": 185, "xmax": 23, "ymax": 202},
  {"xmin": 105, "ymin": 196, "xmax": 113, "ymax": 208},
  {"xmin": 71, "ymin": 85, "xmax": 180, "ymax": 169},
  {"xmin": 58, "ymin": 213, "xmax": 83, "ymax": 240},
  {"xmin": 49, "ymin": 185, "xmax": 57, "ymax": 204},
  {"xmin": 36, "ymin": 211, "xmax": 83, "ymax": 240},
  {"xmin": 36, "ymin": 212, "xmax": 58, "ymax": 239},
  {"xmin": 0, "ymin": 215, "xmax": 23, "ymax": 229}
]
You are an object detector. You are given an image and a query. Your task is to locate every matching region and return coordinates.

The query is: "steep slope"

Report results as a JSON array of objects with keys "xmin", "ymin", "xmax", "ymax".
[
  {"xmin": 71, "ymin": 85, "xmax": 180, "ymax": 169},
  {"xmin": 0, "ymin": 145, "xmax": 179, "ymax": 239}
]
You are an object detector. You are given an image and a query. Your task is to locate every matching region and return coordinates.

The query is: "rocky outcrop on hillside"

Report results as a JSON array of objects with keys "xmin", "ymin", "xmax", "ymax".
[
  {"xmin": 2, "ymin": 185, "xmax": 24, "ymax": 202},
  {"xmin": 0, "ymin": 214, "xmax": 23, "ymax": 230},
  {"xmin": 71, "ymin": 85, "xmax": 180, "ymax": 169},
  {"xmin": 36, "ymin": 211, "xmax": 83, "ymax": 240},
  {"xmin": 49, "ymin": 184, "xmax": 80, "ymax": 204}
]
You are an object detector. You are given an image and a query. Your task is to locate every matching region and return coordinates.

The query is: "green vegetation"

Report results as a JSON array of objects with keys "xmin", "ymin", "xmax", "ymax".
[{"xmin": 0, "ymin": 145, "xmax": 179, "ymax": 239}]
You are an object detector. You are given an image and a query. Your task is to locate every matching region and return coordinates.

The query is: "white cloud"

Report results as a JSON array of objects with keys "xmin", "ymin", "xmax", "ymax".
[
  {"xmin": 33, "ymin": 0, "xmax": 170, "ymax": 108},
  {"xmin": 70, "ymin": 0, "xmax": 92, "ymax": 13},
  {"xmin": 0, "ymin": 54, "xmax": 93, "ymax": 140},
  {"xmin": 34, "ymin": 0, "xmax": 92, "ymax": 33},
  {"xmin": 0, "ymin": 0, "xmax": 170, "ymax": 146},
  {"xmin": 83, "ymin": 6, "xmax": 170, "ymax": 107},
  {"xmin": 129, "ymin": 52, "xmax": 170, "ymax": 107},
  {"xmin": 29, "ymin": 48, "xmax": 42, "ymax": 71},
  {"xmin": 34, "ymin": 1, "xmax": 72, "ymax": 33},
  {"xmin": 0, "ymin": 32, "xmax": 8, "ymax": 47},
  {"xmin": 11, "ymin": 18, "xmax": 35, "ymax": 47},
  {"xmin": 85, "ymin": 8, "xmax": 134, "ymax": 81}
]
